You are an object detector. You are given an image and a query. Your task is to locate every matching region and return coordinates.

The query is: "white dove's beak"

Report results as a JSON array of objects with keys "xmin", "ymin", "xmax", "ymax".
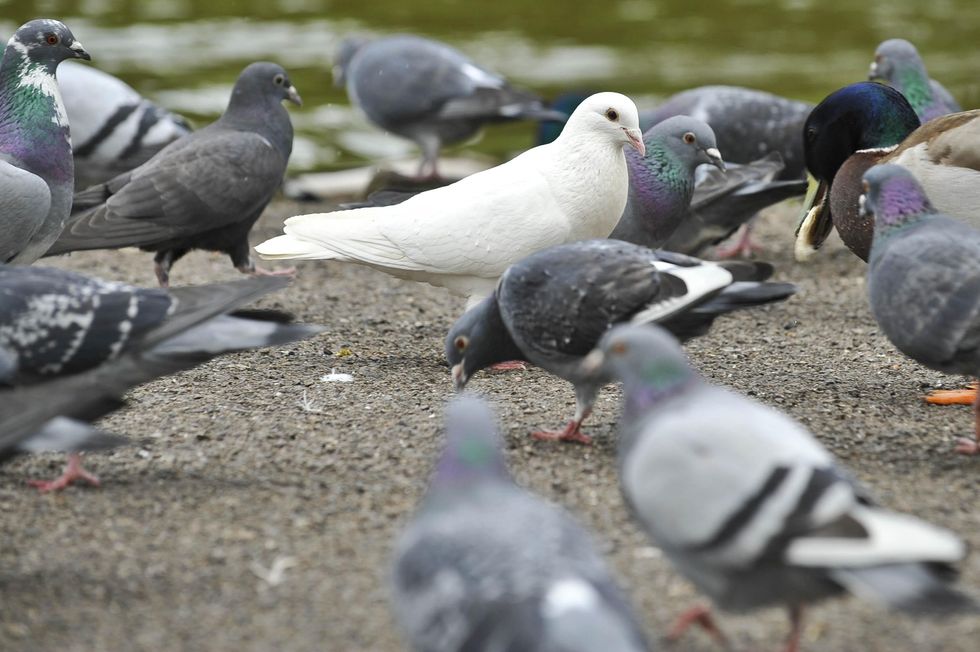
[
  {"xmin": 705, "ymin": 147, "xmax": 725, "ymax": 172},
  {"xmin": 579, "ymin": 348, "xmax": 606, "ymax": 376},
  {"xmin": 624, "ymin": 128, "xmax": 645, "ymax": 157}
]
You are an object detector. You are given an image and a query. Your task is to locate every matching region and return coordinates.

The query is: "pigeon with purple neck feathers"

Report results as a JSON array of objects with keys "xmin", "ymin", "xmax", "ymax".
[
  {"xmin": 46, "ymin": 62, "xmax": 301, "ymax": 287},
  {"xmin": 391, "ymin": 396, "xmax": 652, "ymax": 652},
  {"xmin": 0, "ymin": 267, "xmax": 323, "ymax": 490},
  {"xmin": 447, "ymin": 240, "xmax": 796, "ymax": 444},
  {"xmin": 586, "ymin": 324, "xmax": 976, "ymax": 651},
  {"xmin": 0, "ymin": 19, "xmax": 90, "ymax": 264},
  {"xmin": 864, "ymin": 164, "xmax": 980, "ymax": 455},
  {"xmin": 869, "ymin": 39, "xmax": 961, "ymax": 123}
]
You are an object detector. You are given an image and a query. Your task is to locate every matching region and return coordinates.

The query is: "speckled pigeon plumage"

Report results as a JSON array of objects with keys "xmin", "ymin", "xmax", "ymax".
[
  {"xmin": 589, "ymin": 324, "xmax": 976, "ymax": 649},
  {"xmin": 0, "ymin": 267, "xmax": 323, "ymax": 489},
  {"xmin": 639, "ymin": 85, "xmax": 813, "ymax": 180},
  {"xmin": 0, "ymin": 19, "xmax": 90, "ymax": 264},
  {"xmin": 447, "ymin": 240, "xmax": 796, "ymax": 443},
  {"xmin": 869, "ymin": 39, "xmax": 961, "ymax": 123},
  {"xmin": 46, "ymin": 62, "xmax": 301, "ymax": 287},
  {"xmin": 391, "ymin": 396, "xmax": 651, "ymax": 652},
  {"xmin": 335, "ymin": 34, "xmax": 565, "ymax": 177}
]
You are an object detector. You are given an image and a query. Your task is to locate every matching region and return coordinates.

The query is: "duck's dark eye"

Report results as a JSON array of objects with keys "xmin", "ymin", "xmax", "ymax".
[
  {"xmin": 682, "ymin": 132, "xmax": 696, "ymax": 145},
  {"xmin": 454, "ymin": 336, "xmax": 468, "ymax": 352},
  {"xmin": 605, "ymin": 108, "xmax": 619, "ymax": 122},
  {"xmin": 45, "ymin": 34, "xmax": 59, "ymax": 45},
  {"xmin": 805, "ymin": 126, "xmax": 818, "ymax": 142},
  {"xmin": 273, "ymin": 74, "xmax": 285, "ymax": 85}
]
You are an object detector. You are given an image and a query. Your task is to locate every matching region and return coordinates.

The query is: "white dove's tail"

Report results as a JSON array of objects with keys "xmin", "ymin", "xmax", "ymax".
[{"xmin": 254, "ymin": 233, "xmax": 341, "ymax": 260}]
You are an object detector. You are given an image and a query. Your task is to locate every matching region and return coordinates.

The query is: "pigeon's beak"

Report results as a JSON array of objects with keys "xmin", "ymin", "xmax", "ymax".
[
  {"xmin": 794, "ymin": 172, "xmax": 833, "ymax": 262},
  {"xmin": 69, "ymin": 40, "xmax": 91, "ymax": 61},
  {"xmin": 579, "ymin": 349, "xmax": 606, "ymax": 376},
  {"xmin": 704, "ymin": 147, "xmax": 726, "ymax": 172},
  {"xmin": 286, "ymin": 85, "xmax": 303, "ymax": 107},
  {"xmin": 623, "ymin": 127, "xmax": 645, "ymax": 157},
  {"xmin": 451, "ymin": 363, "xmax": 468, "ymax": 392}
]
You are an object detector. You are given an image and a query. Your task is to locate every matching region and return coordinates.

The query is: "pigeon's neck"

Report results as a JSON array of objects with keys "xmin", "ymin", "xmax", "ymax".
[
  {"xmin": 626, "ymin": 142, "xmax": 694, "ymax": 222},
  {"xmin": 621, "ymin": 363, "xmax": 697, "ymax": 422},
  {"xmin": 893, "ymin": 65, "xmax": 938, "ymax": 121},
  {"xmin": 870, "ymin": 178, "xmax": 936, "ymax": 241},
  {"xmin": 221, "ymin": 96, "xmax": 293, "ymax": 158},
  {"xmin": 430, "ymin": 434, "xmax": 510, "ymax": 493},
  {"xmin": 0, "ymin": 48, "xmax": 72, "ymax": 183}
]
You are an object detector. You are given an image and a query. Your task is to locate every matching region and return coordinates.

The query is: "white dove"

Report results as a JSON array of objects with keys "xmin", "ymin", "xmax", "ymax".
[{"xmin": 255, "ymin": 92, "xmax": 644, "ymax": 308}]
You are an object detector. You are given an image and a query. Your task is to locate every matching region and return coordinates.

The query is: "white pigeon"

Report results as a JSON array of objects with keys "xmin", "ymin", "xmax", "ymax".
[
  {"xmin": 256, "ymin": 92, "xmax": 644, "ymax": 308},
  {"xmin": 587, "ymin": 324, "xmax": 976, "ymax": 651}
]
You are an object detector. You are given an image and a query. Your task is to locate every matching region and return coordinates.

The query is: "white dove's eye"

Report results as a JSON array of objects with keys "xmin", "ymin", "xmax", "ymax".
[
  {"xmin": 273, "ymin": 74, "xmax": 285, "ymax": 85},
  {"xmin": 605, "ymin": 108, "xmax": 619, "ymax": 122},
  {"xmin": 45, "ymin": 33, "xmax": 59, "ymax": 45},
  {"xmin": 683, "ymin": 132, "xmax": 696, "ymax": 144},
  {"xmin": 454, "ymin": 335, "xmax": 469, "ymax": 352}
]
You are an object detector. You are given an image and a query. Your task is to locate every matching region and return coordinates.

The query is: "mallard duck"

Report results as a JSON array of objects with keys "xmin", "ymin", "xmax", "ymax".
[{"xmin": 795, "ymin": 82, "xmax": 980, "ymax": 262}]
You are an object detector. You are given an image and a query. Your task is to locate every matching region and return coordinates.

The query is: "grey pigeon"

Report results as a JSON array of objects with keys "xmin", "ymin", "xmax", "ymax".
[
  {"xmin": 45, "ymin": 62, "xmax": 301, "ymax": 287},
  {"xmin": 610, "ymin": 116, "xmax": 725, "ymax": 249},
  {"xmin": 59, "ymin": 61, "xmax": 192, "ymax": 188},
  {"xmin": 869, "ymin": 39, "xmax": 961, "ymax": 123},
  {"xmin": 447, "ymin": 240, "xmax": 796, "ymax": 443},
  {"xmin": 587, "ymin": 324, "xmax": 976, "ymax": 651},
  {"xmin": 390, "ymin": 396, "xmax": 651, "ymax": 652},
  {"xmin": 0, "ymin": 266, "xmax": 323, "ymax": 490},
  {"xmin": 863, "ymin": 164, "xmax": 980, "ymax": 455},
  {"xmin": 0, "ymin": 19, "xmax": 90, "ymax": 264},
  {"xmin": 639, "ymin": 85, "xmax": 813, "ymax": 181},
  {"xmin": 335, "ymin": 34, "xmax": 565, "ymax": 177}
]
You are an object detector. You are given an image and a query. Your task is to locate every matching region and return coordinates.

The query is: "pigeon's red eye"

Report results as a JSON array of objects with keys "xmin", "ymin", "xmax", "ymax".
[
  {"xmin": 611, "ymin": 341, "xmax": 628, "ymax": 356},
  {"xmin": 46, "ymin": 34, "xmax": 59, "ymax": 45},
  {"xmin": 683, "ymin": 132, "xmax": 696, "ymax": 145},
  {"xmin": 454, "ymin": 336, "xmax": 468, "ymax": 352}
]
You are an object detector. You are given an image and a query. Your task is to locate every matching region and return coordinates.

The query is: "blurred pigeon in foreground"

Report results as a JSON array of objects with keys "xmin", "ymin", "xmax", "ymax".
[
  {"xmin": 869, "ymin": 39, "xmax": 961, "ymax": 123},
  {"xmin": 59, "ymin": 61, "xmax": 192, "ymax": 188},
  {"xmin": 447, "ymin": 240, "xmax": 796, "ymax": 443},
  {"xmin": 335, "ymin": 34, "xmax": 565, "ymax": 178},
  {"xmin": 0, "ymin": 19, "xmax": 90, "ymax": 264},
  {"xmin": 864, "ymin": 164, "xmax": 980, "ymax": 455},
  {"xmin": 391, "ymin": 396, "xmax": 651, "ymax": 652},
  {"xmin": 0, "ymin": 267, "xmax": 323, "ymax": 490},
  {"xmin": 588, "ymin": 325, "xmax": 976, "ymax": 651},
  {"xmin": 609, "ymin": 116, "xmax": 725, "ymax": 249},
  {"xmin": 257, "ymin": 93, "xmax": 644, "ymax": 310},
  {"xmin": 46, "ymin": 62, "xmax": 301, "ymax": 287}
]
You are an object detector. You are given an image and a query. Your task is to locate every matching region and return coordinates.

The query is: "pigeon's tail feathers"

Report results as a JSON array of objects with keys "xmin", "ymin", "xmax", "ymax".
[
  {"xmin": 15, "ymin": 418, "xmax": 129, "ymax": 456},
  {"xmin": 437, "ymin": 86, "xmax": 564, "ymax": 123},
  {"xmin": 694, "ymin": 281, "xmax": 797, "ymax": 314},
  {"xmin": 830, "ymin": 564, "xmax": 978, "ymax": 615},
  {"xmin": 150, "ymin": 314, "xmax": 323, "ymax": 359},
  {"xmin": 716, "ymin": 260, "xmax": 775, "ymax": 282}
]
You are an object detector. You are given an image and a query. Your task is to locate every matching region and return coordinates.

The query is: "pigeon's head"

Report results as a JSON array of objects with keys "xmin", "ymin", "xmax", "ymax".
[
  {"xmin": 869, "ymin": 39, "xmax": 925, "ymax": 82},
  {"xmin": 860, "ymin": 164, "xmax": 935, "ymax": 233},
  {"xmin": 561, "ymin": 92, "xmax": 645, "ymax": 156},
  {"xmin": 642, "ymin": 115, "xmax": 725, "ymax": 172},
  {"xmin": 232, "ymin": 62, "xmax": 302, "ymax": 108},
  {"xmin": 432, "ymin": 395, "xmax": 509, "ymax": 487},
  {"xmin": 582, "ymin": 325, "xmax": 695, "ymax": 393},
  {"xmin": 333, "ymin": 36, "xmax": 370, "ymax": 86},
  {"xmin": 6, "ymin": 19, "xmax": 90, "ymax": 65},
  {"xmin": 446, "ymin": 297, "xmax": 520, "ymax": 391}
]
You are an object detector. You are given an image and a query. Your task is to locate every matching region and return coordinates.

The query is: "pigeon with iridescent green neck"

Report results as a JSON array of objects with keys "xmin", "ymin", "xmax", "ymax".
[
  {"xmin": 869, "ymin": 39, "xmax": 961, "ymax": 123},
  {"xmin": 610, "ymin": 116, "xmax": 725, "ymax": 249},
  {"xmin": 391, "ymin": 396, "xmax": 652, "ymax": 652},
  {"xmin": 0, "ymin": 19, "xmax": 90, "ymax": 263}
]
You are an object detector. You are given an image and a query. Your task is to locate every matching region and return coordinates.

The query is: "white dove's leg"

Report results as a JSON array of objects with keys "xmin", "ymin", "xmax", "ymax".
[
  {"xmin": 233, "ymin": 241, "xmax": 296, "ymax": 280},
  {"xmin": 28, "ymin": 453, "xmax": 100, "ymax": 493}
]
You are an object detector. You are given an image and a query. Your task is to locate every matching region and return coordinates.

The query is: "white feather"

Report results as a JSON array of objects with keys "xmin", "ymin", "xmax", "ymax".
[{"xmin": 629, "ymin": 261, "xmax": 732, "ymax": 325}]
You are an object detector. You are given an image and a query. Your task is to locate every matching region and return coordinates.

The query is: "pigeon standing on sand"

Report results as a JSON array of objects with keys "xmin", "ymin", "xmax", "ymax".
[
  {"xmin": 391, "ymin": 396, "xmax": 651, "ymax": 652},
  {"xmin": 869, "ymin": 39, "xmax": 961, "ymax": 123},
  {"xmin": 46, "ymin": 62, "xmax": 301, "ymax": 287},
  {"xmin": 447, "ymin": 240, "xmax": 796, "ymax": 443},
  {"xmin": 863, "ymin": 164, "xmax": 980, "ymax": 455},
  {"xmin": 257, "ymin": 93, "xmax": 644, "ymax": 309},
  {"xmin": 0, "ymin": 267, "xmax": 323, "ymax": 490},
  {"xmin": 335, "ymin": 35, "xmax": 566, "ymax": 178},
  {"xmin": 0, "ymin": 19, "xmax": 90, "ymax": 264},
  {"xmin": 609, "ymin": 116, "xmax": 726, "ymax": 249},
  {"xmin": 587, "ymin": 325, "xmax": 976, "ymax": 652},
  {"xmin": 58, "ymin": 61, "xmax": 191, "ymax": 188}
]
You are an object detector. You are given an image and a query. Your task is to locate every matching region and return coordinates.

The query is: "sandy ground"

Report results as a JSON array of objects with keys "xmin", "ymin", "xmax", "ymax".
[{"xmin": 0, "ymin": 197, "xmax": 978, "ymax": 652}]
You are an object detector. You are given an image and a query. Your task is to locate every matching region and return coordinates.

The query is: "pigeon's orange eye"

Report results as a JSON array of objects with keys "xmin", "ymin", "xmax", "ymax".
[
  {"xmin": 454, "ymin": 336, "xmax": 468, "ymax": 352},
  {"xmin": 605, "ymin": 108, "xmax": 619, "ymax": 122},
  {"xmin": 683, "ymin": 132, "xmax": 696, "ymax": 144},
  {"xmin": 45, "ymin": 34, "xmax": 59, "ymax": 45},
  {"xmin": 611, "ymin": 341, "xmax": 628, "ymax": 356}
]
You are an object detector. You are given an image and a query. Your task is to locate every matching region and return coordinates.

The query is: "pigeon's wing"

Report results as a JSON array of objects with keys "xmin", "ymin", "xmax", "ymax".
[
  {"xmin": 0, "ymin": 157, "xmax": 52, "ymax": 262},
  {"xmin": 690, "ymin": 152, "xmax": 784, "ymax": 208},
  {"xmin": 50, "ymin": 130, "xmax": 285, "ymax": 253},
  {"xmin": 929, "ymin": 79, "xmax": 962, "ymax": 113}
]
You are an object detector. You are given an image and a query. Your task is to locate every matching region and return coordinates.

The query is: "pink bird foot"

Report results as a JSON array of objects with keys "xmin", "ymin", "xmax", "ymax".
[
  {"xmin": 954, "ymin": 438, "xmax": 979, "ymax": 455},
  {"xmin": 714, "ymin": 224, "xmax": 764, "ymax": 259},
  {"xmin": 531, "ymin": 420, "xmax": 592, "ymax": 445},
  {"xmin": 666, "ymin": 604, "xmax": 730, "ymax": 649},
  {"xmin": 28, "ymin": 454, "xmax": 101, "ymax": 493},
  {"xmin": 488, "ymin": 361, "xmax": 527, "ymax": 373}
]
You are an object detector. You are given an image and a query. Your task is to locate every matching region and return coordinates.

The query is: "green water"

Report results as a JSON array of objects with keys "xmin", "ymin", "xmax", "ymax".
[{"xmin": 2, "ymin": 0, "xmax": 977, "ymax": 171}]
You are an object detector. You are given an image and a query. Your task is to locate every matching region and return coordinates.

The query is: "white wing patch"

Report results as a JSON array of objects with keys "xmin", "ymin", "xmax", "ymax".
[
  {"xmin": 630, "ymin": 261, "xmax": 732, "ymax": 325},
  {"xmin": 542, "ymin": 578, "xmax": 600, "ymax": 618}
]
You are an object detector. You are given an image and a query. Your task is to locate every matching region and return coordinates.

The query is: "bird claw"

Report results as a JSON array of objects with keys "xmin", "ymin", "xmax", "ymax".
[
  {"xmin": 666, "ymin": 604, "xmax": 730, "ymax": 649},
  {"xmin": 924, "ymin": 386, "xmax": 977, "ymax": 405},
  {"xmin": 714, "ymin": 225, "xmax": 764, "ymax": 259},
  {"xmin": 531, "ymin": 422, "xmax": 592, "ymax": 445},
  {"xmin": 954, "ymin": 437, "xmax": 979, "ymax": 456},
  {"xmin": 27, "ymin": 454, "xmax": 101, "ymax": 493},
  {"xmin": 488, "ymin": 361, "xmax": 527, "ymax": 373}
]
